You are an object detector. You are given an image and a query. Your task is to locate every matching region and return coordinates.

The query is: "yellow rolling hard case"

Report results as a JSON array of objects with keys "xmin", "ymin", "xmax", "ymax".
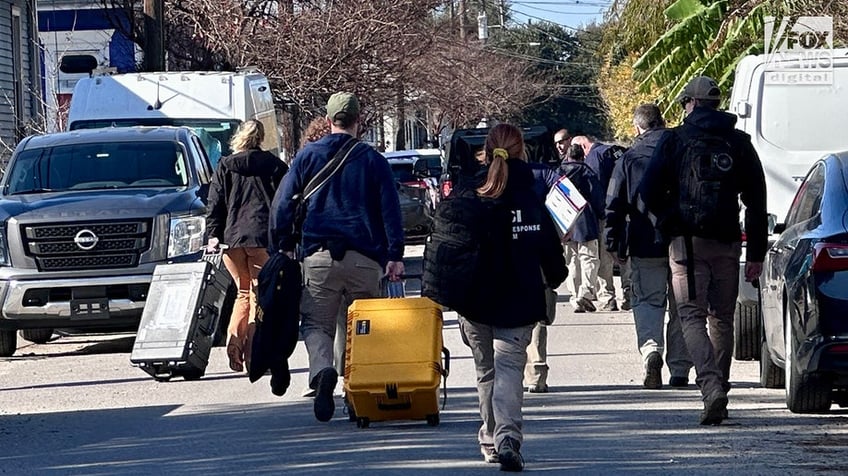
[{"xmin": 343, "ymin": 278, "xmax": 449, "ymax": 428}]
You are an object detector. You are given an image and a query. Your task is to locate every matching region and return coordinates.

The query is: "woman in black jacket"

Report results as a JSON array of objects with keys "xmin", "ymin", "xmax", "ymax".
[
  {"xmin": 206, "ymin": 120, "xmax": 287, "ymax": 373},
  {"xmin": 456, "ymin": 124, "xmax": 567, "ymax": 472}
]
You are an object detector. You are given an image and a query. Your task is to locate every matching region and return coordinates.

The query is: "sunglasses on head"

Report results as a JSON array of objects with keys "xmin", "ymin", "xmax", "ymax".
[{"xmin": 678, "ymin": 96, "xmax": 692, "ymax": 107}]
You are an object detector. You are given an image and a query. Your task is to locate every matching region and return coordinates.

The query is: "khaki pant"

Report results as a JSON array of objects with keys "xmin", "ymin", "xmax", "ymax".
[
  {"xmin": 222, "ymin": 247, "xmax": 269, "ymax": 360},
  {"xmin": 564, "ymin": 239, "xmax": 599, "ymax": 304},
  {"xmin": 300, "ymin": 250, "xmax": 382, "ymax": 385},
  {"xmin": 630, "ymin": 257, "xmax": 692, "ymax": 378},
  {"xmin": 668, "ymin": 236, "xmax": 741, "ymax": 397},
  {"xmin": 524, "ymin": 287, "xmax": 557, "ymax": 388},
  {"xmin": 460, "ymin": 317, "xmax": 534, "ymax": 450}
]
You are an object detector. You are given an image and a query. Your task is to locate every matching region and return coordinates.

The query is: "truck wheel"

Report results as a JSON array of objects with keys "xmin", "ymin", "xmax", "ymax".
[
  {"xmin": 0, "ymin": 329, "xmax": 16, "ymax": 357},
  {"xmin": 20, "ymin": 328, "xmax": 54, "ymax": 344},
  {"xmin": 733, "ymin": 301, "xmax": 761, "ymax": 361},
  {"xmin": 760, "ymin": 338, "xmax": 784, "ymax": 389},
  {"xmin": 785, "ymin": 308, "xmax": 831, "ymax": 413}
]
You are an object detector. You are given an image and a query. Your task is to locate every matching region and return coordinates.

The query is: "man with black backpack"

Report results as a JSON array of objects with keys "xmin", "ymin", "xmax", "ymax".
[{"xmin": 640, "ymin": 76, "xmax": 767, "ymax": 425}]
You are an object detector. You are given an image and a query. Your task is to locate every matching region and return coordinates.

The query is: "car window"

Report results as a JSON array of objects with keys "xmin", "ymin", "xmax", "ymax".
[
  {"xmin": 413, "ymin": 156, "xmax": 442, "ymax": 177},
  {"xmin": 390, "ymin": 163, "xmax": 416, "ymax": 183},
  {"xmin": 785, "ymin": 163, "xmax": 825, "ymax": 226},
  {"xmin": 191, "ymin": 136, "xmax": 213, "ymax": 183},
  {"xmin": 5, "ymin": 141, "xmax": 189, "ymax": 194}
]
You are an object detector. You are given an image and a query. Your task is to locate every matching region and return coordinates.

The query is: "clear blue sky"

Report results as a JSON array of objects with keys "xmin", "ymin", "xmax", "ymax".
[{"xmin": 507, "ymin": 0, "xmax": 612, "ymax": 31}]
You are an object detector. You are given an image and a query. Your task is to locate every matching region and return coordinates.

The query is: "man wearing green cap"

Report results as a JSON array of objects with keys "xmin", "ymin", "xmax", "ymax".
[
  {"xmin": 639, "ymin": 76, "xmax": 767, "ymax": 426},
  {"xmin": 270, "ymin": 91, "xmax": 405, "ymax": 422}
]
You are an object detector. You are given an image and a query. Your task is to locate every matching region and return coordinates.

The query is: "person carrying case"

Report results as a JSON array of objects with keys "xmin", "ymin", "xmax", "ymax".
[
  {"xmin": 343, "ymin": 275, "xmax": 450, "ymax": 428},
  {"xmin": 130, "ymin": 249, "xmax": 233, "ymax": 381}
]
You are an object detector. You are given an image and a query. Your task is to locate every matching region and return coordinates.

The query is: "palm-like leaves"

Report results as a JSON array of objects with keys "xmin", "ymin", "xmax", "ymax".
[{"xmin": 633, "ymin": 0, "xmax": 768, "ymax": 117}]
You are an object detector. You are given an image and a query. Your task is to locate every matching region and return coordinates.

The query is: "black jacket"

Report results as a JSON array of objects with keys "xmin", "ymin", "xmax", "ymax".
[
  {"xmin": 206, "ymin": 149, "xmax": 287, "ymax": 249},
  {"xmin": 605, "ymin": 128, "xmax": 668, "ymax": 259},
  {"xmin": 640, "ymin": 107, "xmax": 768, "ymax": 261},
  {"xmin": 249, "ymin": 251, "xmax": 301, "ymax": 393},
  {"xmin": 465, "ymin": 159, "xmax": 567, "ymax": 327},
  {"xmin": 557, "ymin": 161, "xmax": 604, "ymax": 242}
]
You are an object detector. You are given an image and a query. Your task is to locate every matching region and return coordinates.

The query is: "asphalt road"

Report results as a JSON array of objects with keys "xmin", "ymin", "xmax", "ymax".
[{"xmin": 1, "ymin": 245, "xmax": 847, "ymax": 475}]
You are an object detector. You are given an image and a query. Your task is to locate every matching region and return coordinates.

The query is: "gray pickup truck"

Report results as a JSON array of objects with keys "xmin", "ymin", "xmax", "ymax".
[{"xmin": 0, "ymin": 126, "xmax": 227, "ymax": 356}]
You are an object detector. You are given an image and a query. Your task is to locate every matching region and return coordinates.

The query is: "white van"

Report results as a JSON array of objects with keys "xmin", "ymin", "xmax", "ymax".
[
  {"xmin": 67, "ymin": 69, "xmax": 281, "ymax": 166},
  {"xmin": 728, "ymin": 51, "xmax": 848, "ymax": 360}
]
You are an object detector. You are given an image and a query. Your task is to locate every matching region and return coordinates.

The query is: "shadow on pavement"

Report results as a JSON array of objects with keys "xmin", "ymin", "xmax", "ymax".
[{"xmin": 1, "ymin": 386, "xmax": 846, "ymax": 475}]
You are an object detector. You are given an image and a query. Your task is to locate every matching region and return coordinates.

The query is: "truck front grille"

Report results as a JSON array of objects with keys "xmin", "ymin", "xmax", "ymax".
[{"xmin": 22, "ymin": 220, "xmax": 152, "ymax": 271}]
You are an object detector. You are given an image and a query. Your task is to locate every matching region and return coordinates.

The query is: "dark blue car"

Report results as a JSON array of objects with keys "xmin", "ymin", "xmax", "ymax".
[{"xmin": 760, "ymin": 153, "xmax": 848, "ymax": 413}]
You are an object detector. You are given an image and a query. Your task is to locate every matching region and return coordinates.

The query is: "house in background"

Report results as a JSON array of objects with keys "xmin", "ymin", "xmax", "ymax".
[
  {"xmin": 0, "ymin": 0, "xmax": 40, "ymax": 160},
  {"xmin": 38, "ymin": 0, "xmax": 138, "ymax": 131}
]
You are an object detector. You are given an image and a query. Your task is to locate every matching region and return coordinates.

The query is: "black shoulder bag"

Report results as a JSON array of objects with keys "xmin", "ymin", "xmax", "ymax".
[{"xmin": 291, "ymin": 137, "xmax": 359, "ymax": 244}]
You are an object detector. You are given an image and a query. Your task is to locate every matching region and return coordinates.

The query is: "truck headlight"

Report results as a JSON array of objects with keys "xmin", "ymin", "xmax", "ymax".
[
  {"xmin": 168, "ymin": 215, "xmax": 205, "ymax": 258},
  {"xmin": 0, "ymin": 227, "xmax": 8, "ymax": 266}
]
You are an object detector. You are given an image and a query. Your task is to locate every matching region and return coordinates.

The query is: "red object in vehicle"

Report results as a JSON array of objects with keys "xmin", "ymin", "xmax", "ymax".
[
  {"xmin": 441, "ymin": 180, "xmax": 452, "ymax": 198},
  {"xmin": 811, "ymin": 242, "xmax": 848, "ymax": 272}
]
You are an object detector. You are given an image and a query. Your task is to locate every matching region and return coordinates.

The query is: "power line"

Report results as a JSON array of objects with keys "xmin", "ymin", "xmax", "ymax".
[{"xmin": 512, "ymin": 1, "xmax": 612, "ymax": 7}]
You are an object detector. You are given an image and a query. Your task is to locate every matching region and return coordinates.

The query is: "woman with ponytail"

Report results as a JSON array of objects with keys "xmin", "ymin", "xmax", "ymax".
[{"xmin": 436, "ymin": 123, "xmax": 566, "ymax": 471}]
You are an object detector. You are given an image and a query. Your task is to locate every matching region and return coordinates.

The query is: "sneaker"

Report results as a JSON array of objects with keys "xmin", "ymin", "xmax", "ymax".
[
  {"xmin": 601, "ymin": 300, "xmax": 619, "ymax": 311},
  {"xmin": 312, "ymin": 367, "xmax": 338, "ymax": 422},
  {"xmin": 301, "ymin": 387, "xmax": 317, "ymax": 398},
  {"xmin": 669, "ymin": 376, "xmax": 689, "ymax": 388},
  {"xmin": 480, "ymin": 444, "xmax": 499, "ymax": 464},
  {"xmin": 526, "ymin": 384, "xmax": 548, "ymax": 393},
  {"xmin": 643, "ymin": 352, "xmax": 663, "ymax": 389},
  {"xmin": 498, "ymin": 436, "xmax": 524, "ymax": 472},
  {"xmin": 699, "ymin": 390, "xmax": 729, "ymax": 426},
  {"xmin": 621, "ymin": 300, "xmax": 632, "ymax": 311}
]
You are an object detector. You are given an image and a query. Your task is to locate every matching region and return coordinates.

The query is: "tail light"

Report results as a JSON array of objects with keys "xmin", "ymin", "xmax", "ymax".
[
  {"xmin": 812, "ymin": 242, "xmax": 848, "ymax": 272},
  {"xmin": 402, "ymin": 179, "xmax": 428, "ymax": 189}
]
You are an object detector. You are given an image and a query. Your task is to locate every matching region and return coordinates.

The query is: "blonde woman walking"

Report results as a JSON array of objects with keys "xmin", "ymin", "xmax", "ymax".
[{"xmin": 206, "ymin": 119, "xmax": 288, "ymax": 372}]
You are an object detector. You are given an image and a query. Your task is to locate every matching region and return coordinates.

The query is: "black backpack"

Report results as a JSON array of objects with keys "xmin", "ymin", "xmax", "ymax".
[
  {"xmin": 602, "ymin": 144, "xmax": 627, "ymax": 163},
  {"xmin": 677, "ymin": 131, "xmax": 738, "ymax": 235},
  {"xmin": 422, "ymin": 188, "xmax": 489, "ymax": 317}
]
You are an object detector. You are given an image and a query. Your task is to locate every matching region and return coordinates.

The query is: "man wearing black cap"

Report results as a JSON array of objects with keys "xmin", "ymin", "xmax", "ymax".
[
  {"xmin": 271, "ymin": 92, "xmax": 405, "ymax": 422},
  {"xmin": 639, "ymin": 76, "xmax": 767, "ymax": 425}
]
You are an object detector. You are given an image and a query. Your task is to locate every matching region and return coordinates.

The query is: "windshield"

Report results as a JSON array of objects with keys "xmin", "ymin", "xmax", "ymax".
[
  {"xmin": 760, "ymin": 67, "xmax": 848, "ymax": 151},
  {"xmin": 390, "ymin": 163, "xmax": 416, "ymax": 183},
  {"xmin": 5, "ymin": 141, "xmax": 189, "ymax": 194},
  {"xmin": 70, "ymin": 119, "xmax": 239, "ymax": 167}
]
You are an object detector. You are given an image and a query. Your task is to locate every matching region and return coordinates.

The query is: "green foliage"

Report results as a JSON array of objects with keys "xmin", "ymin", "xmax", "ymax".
[{"xmin": 632, "ymin": 0, "xmax": 770, "ymax": 117}]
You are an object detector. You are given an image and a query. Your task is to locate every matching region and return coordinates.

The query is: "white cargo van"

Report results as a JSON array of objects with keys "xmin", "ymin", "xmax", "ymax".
[
  {"xmin": 67, "ymin": 69, "xmax": 281, "ymax": 166},
  {"xmin": 728, "ymin": 51, "xmax": 848, "ymax": 360}
]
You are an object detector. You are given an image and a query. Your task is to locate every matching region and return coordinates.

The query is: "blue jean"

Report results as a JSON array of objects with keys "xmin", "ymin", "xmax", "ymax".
[{"xmin": 460, "ymin": 317, "xmax": 534, "ymax": 450}]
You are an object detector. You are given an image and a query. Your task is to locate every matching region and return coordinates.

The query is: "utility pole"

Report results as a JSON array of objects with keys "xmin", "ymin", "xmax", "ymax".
[{"xmin": 143, "ymin": 0, "xmax": 165, "ymax": 71}]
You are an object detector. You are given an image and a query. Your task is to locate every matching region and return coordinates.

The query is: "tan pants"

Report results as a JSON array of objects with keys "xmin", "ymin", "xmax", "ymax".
[
  {"xmin": 222, "ymin": 247, "xmax": 269, "ymax": 360},
  {"xmin": 524, "ymin": 287, "xmax": 557, "ymax": 388},
  {"xmin": 668, "ymin": 236, "xmax": 740, "ymax": 397},
  {"xmin": 300, "ymin": 249, "xmax": 382, "ymax": 385}
]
